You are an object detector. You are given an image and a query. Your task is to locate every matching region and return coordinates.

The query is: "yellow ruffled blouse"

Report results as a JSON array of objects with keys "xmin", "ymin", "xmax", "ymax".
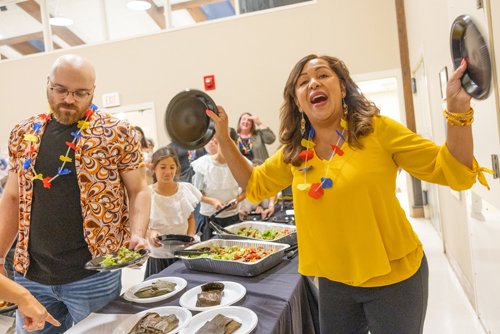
[{"xmin": 246, "ymin": 116, "xmax": 491, "ymax": 287}]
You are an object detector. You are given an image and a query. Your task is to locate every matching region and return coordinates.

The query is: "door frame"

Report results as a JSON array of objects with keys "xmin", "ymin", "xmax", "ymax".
[{"xmin": 102, "ymin": 102, "xmax": 159, "ymax": 149}]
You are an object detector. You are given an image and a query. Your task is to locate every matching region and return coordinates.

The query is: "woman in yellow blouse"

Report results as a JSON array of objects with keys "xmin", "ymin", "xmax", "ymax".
[{"xmin": 207, "ymin": 55, "xmax": 491, "ymax": 333}]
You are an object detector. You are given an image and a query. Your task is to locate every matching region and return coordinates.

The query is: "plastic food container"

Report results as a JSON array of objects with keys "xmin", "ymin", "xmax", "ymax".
[
  {"xmin": 216, "ymin": 221, "xmax": 297, "ymax": 246},
  {"xmin": 179, "ymin": 239, "xmax": 290, "ymax": 277}
]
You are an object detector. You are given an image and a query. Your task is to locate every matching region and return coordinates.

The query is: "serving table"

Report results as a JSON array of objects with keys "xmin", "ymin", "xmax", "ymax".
[{"xmin": 68, "ymin": 256, "xmax": 319, "ymax": 334}]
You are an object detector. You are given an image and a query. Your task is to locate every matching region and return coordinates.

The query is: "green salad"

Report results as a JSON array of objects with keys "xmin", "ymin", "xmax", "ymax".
[
  {"xmin": 100, "ymin": 247, "xmax": 142, "ymax": 267},
  {"xmin": 237, "ymin": 227, "xmax": 292, "ymax": 240},
  {"xmin": 187, "ymin": 245, "xmax": 277, "ymax": 263}
]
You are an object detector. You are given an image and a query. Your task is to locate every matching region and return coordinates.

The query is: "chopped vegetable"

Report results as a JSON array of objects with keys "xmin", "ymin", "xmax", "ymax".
[
  {"xmin": 186, "ymin": 246, "xmax": 277, "ymax": 263},
  {"xmin": 236, "ymin": 227, "xmax": 292, "ymax": 240},
  {"xmin": 0, "ymin": 301, "xmax": 14, "ymax": 310},
  {"xmin": 99, "ymin": 247, "xmax": 142, "ymax": 267}
]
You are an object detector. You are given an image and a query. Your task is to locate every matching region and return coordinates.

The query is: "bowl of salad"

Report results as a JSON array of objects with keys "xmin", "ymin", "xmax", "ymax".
[{"xmin": 84, "ymin": 247, "xmax": 149, "ymax": 272}]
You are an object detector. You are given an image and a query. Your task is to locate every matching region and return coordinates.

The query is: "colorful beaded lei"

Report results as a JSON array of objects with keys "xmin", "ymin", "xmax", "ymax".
[
  {"xmin": 237, "ymin": 134, "xmax": 253, "ymax": 155},
  {"xmin": 297, "ymin": 119, "xmax": 348, "ymax": 199},
  {"xmin": 24, "ymin": 103, "xmax": 98, "ymax": 189}
]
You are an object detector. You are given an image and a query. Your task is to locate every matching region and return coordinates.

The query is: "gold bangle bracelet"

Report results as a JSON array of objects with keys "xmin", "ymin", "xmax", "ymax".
[
  {"xmin": 444, "ymin": 114, "xmax": 474, "ymax": 126},
  {"xmin": 443, "ymin": 110, "xmax": 474, "ymax": 126},
  {"xmin": 443, "ymin": 107, "xmax": 474, "ymax": 126},
  {"xmin": 444, "ymin": 107, "xmax": 474, "ymax": 118}
]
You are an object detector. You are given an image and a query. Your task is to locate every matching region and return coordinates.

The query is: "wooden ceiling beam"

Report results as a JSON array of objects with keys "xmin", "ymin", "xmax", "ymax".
[
  {"xmin": 144, "ymin": 0, "xmax": 166, "ymax": 29},
  {"xmin": 0, "ymin": 32, "xmax": 65, "ymax": 52},
  {"xmin": 0, "ymin": 32, "xmax": 44, "ymax": 47},
  {"xmin": 16, "ymin": 0, "xmax": 85, "ymax": 47},
  {"xmin": 187, "ymin": 7, "xmax": 208, "ymax": 22},
  {"xmin": 9, "ymin": 41, "xmax": 41, "ymax": 55}
]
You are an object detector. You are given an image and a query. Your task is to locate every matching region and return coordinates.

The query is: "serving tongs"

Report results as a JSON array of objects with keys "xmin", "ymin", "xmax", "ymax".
[
  {"xmin": 209, "ymin": 201, "xmax": 238, "ymax": 236},
  {"xmin": 173, "ymin": 249, "xmax": 217, "ymax": 257},
  {"xmin": 210, "ymin": 221, "xmax": 236, "ymax": 236},
  {"xmin": 284, "ymin": 244, "xmax": 298, "ymax": 260}
]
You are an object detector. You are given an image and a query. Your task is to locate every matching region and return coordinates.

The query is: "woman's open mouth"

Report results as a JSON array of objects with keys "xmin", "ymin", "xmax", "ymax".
[{"xmin": 310, "ymin": 93, "xmax": 328, "ymax": 107}]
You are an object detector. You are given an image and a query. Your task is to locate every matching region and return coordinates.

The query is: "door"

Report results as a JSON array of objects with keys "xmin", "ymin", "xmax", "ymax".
[
  {"xmin": 448, "ymin": 1, "xmax": 500, "ymax": 332},
  {"xmin": 412, "ymin": 60, "xmax": 442, "ymax": 235},
  {"xmin": 103, "ymin": 102, "xmax": 159, "ymax": 152}
]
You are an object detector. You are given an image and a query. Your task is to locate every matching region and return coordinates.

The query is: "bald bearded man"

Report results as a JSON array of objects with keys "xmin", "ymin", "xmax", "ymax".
[{"xmin": 0, "ymin": 55, "xmax": 151, "ymax": 333}]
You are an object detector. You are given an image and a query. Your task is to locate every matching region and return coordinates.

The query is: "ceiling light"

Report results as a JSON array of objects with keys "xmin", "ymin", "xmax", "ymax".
[
  {"xmin": 127, "ymin": 1, "xmax": 151, "ymax": 10},
  {"xmin": 49, "ymin": 17, "xmax": 74, "ymax": 26},
  {"xmin": 0, "ymin": 34, "xmax": 3, "ymax": 39}
]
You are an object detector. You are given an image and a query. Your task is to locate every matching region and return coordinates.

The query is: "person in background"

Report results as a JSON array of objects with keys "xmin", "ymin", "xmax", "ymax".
[
  {"xmin": 135, "ymin": 126, "xmax": 153, "ymax": 184},
  {"xmin": 168, "ymin": 142, "xmax": 206, "ymax": 231},
  {"xmin": 134, "ymin": 126, "xmax": 148, "ymax": 151},
  {"xmin": 207, "ymin": 54, "xmax": 492, "ymax": 333},
  {"xmin": 238, "ymin": 160, "xmax": 275, "ymax": 220},
  {"xmin": 204, "ymin": 137, "xmax": 218, "ymax": 156},
  {"xmin": 144, "ymin": 147, "xmax": 201, "ymax": 278},
  {"xmin": 192, "ymin": 128, "xmax": 249, "ymax": 241},
  {"xmin": 0, "ymin": 275, "xmax": 60, "ymax": 332},
  {"xmin": 146, "ymin": 138, "xmax": 155, "ymax": 152},
  {"xmin": 0, "ymin": 55, "xmax": 150, "ymax": 334},
  {"xmin": 134, "ymin": 126, "xmax": 151, "ymax": 159},
  {"xmin": 236, "ymin": 113, "xmax": 276, "ymax": 161},
  {"xmin": 167, "ymin": 142, "xmax": 206, "ymax": 183}
]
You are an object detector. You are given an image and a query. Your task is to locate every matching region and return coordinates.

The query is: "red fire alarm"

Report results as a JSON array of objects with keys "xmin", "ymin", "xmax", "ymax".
[{"xmin": 204, "ymin": 75, "xmax": 215, "ymax": 91}]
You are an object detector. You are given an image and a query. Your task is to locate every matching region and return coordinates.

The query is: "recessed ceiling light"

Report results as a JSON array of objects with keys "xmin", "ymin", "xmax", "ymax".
[
  {"xmin": 0, "ymin": 34, "xmax": 3, "ymax": 39},
  {"xmin": 49, "ymin": 17, "xmax": 74, "ymax": 26},
  {"xmin": 127, "ymin": 1, "xmax": 151, "ymax": 10}
]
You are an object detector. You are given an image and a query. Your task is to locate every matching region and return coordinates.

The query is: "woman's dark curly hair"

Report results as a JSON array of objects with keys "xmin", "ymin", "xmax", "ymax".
[{"xmin": 280, "ymin": 54, "xmax": 380, "ymax": 166}]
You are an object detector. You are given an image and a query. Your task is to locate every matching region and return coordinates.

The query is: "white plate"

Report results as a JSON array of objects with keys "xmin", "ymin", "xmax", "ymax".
[
  {"xmin": 123, "ymin": 277, "xmax": 187, "ymax": 304},
  {"xmin": 180, "ymin": 306, "xmax": 258, "ymax": 334},
  {"xmin": 112, "ymin": 306, "xmax": 192, "ymax": 334},
  {"xmin": 179, "ymin": 281, "xmax": 246, "ymax": 312}
]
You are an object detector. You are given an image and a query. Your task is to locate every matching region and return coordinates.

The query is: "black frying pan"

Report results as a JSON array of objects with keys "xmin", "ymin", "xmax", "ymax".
[
  {"xmin": 450, "ymin": 15, "xmax": 492, "ymax": 100},
  {"xmin": 165, "ymin": 89, "xmax": 218, "ymax": 149}
]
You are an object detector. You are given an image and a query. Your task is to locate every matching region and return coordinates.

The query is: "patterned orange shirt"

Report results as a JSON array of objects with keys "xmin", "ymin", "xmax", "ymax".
[{"xmin": 8, "ymin": 110, "xmax": 144, "ymax": 275}]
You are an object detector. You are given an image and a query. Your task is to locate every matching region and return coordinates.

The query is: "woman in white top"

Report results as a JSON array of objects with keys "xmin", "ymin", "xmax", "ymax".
[
  {"xmin": 145, "ymin": 147, "xmax": 202, "ymax": 278},
  {"xmin": 192, "ymin": 128, "xmax": 248, "ymax": 241}
]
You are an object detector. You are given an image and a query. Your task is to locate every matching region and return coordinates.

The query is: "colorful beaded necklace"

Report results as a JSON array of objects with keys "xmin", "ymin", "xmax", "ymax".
[
  {"xmin": 297, "ymin": 117, "xmax": 348, "ymax": 200},
  {"xmin": 237, "ymin": 134, "xmax": 253, "ymax": 155},
  {"xmin": 24, "ymin": 103, "xmax": 98, "ymax": 189}
]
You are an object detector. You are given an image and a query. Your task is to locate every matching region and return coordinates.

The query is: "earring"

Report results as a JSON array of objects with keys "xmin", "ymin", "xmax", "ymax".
[
  {"xmin": 342, "ymin": 98, "xmax": 348, "ymax": 115},
  {"xmin": 300, "ymin": 109, "xmax": 306, "ymax": 136}
]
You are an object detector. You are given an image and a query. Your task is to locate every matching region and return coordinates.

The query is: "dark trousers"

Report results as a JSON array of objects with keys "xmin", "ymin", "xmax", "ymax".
[
  {"xmin": 144, "ymin": 257, "xmax": 178, "ymax": 280},
  {"xmin": 318, "ymin": 254, "xmax": 429, "ymax": 334},
  {"xmin": 197, "ymin": 214, "xmax": 240, "ymax": 241},
  {"xmin": 193, "ymin": 203, "xmax": 203, "ymax": 231}
]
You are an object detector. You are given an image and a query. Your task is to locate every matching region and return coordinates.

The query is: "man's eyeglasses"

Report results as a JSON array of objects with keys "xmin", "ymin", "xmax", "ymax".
[{"xmin": 50, "ymin": 87, "xmax": 92, "ymax": 101}]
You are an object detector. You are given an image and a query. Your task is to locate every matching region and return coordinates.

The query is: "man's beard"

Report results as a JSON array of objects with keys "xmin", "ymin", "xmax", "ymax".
[{"xmin": 48, "ymin": 95, "xmax": 92, "ymax": 125}]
